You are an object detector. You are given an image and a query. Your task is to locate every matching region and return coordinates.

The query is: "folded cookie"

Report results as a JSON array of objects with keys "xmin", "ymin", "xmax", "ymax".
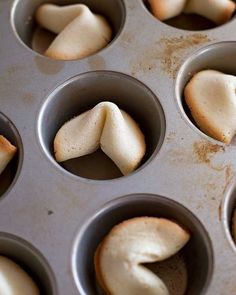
[
  {"xmin": 148, "ymin": 0, "xmax": 187, "ymax": 21},
  {"xmin": 0, "ymin": 256, "xmax": 39, "ymax": 295},
  {"xmin": 184, "ymin": 70, "xmax": 236, "ymax": 144},
  {"xmin": 0, "ymin": 135, "xmax": 17, "ymax": 175},
  {"xmin": 54, "ymin": 102, "xmax": 146, "ymax": 175},
  {"xmin": 35, "ymin": 4, "xmax": 112, "ymax": 60},
  {"xmin": 95, "ymin": 217, "xmax": 190, "ymax": 295},
  {"xmin": 184, "ymin": 0, "xmax": 236, "ymax": 25},
  {"xmin": 233, "ymin": 208, "xmax": 236, "ymax": 243},
  {"xmin": 148, "ymin": 0, "xmax": 235, "ymax": 24}
]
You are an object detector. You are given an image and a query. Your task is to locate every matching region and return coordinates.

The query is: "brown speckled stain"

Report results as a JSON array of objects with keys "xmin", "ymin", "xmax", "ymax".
[
  {"xmin": 57, "ymin": 184, "xmax": 79, "ymax": 203},
  {"xmin": 131, "ymin": 34, "xmax": 211, "ymax": 78},
  {"xmin": 193, "ymin": 141, "xmax": 225, "ymax": 165},
  {"xmin": 166, "ymin": 146, "xmax": 192, "ymax": 165},
  {"xmin": 34, "ymin": 55, "xmax": 65, "ymax": 75},
  {"xmin": 222, "ymin": 165, "xmax": 234, "ymax": 194},
  {"xmin": 230, "ymin": 284, "xmax": 236, "ymax": 295},
  {"xmin": 207, "ymin": 164, "xmax": 233, "ymax": 198},
  {"xmin": 159, "ymin": 34, "xmax": 211, "ymax": 78},
  {"xmin": 1, "ymin": 65, "xmax": 27, "ymax": 89},
  {"xmin": 166, "ymin": 132, "xmax": 176, "ymax": 143},
  {"xmin": 88, "ymin": 56, "xmax": 106, "ymax": 70},
  {"xmin": 131, "ymin": 51, "xmax": 157, "ymax": 77},
  {"xmin": 205, "ymin": 164, "xmax": 233, "ymax": 198},
  {"xmin": 193, "ymin": 141, "xmax": 234, "ymax": 193},
  {"xmin": 121, "ymin": 32, "xmax": 135, "ymax": 48},
  {"xmin": 205, "ymin": 181, "xmax": 218, "ymax": 192},
  {"xmin": 6, "ymin": 65, "xmax": 25, "ymax": 76},
  {"xmin": 193, "ymin": 141, "xmax": 235, "ymax": 194},
  {"xmin": 218, "ymin": 201, "xmax": 222, "ymax": 221},
  {"xmin": 22, "ymin": 92, "xmax": 34, "ymax": 105},
  {"xmin": 224, "ymin": 281, "xmax": 236, "ymax": 294},
  {"xmin": 166, "ymin": 140, "xmax": 234, "ymax": 206},
  {"xmin": 127, "ymin": 2, "xmax": 135, "ymax": 10}
]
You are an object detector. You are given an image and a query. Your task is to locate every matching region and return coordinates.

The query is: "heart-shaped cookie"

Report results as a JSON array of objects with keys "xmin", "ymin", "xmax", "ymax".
[
  {"xmin": 35, "ymin": 4, "xmax": 112, "ymax": 60},
  {"xmin": 94, "ymin": 217, "xmax": 190, "ymax": 295},
  {"xmin": 54, "ymin": 102, "xmax": 146, "ymax": 175},
  {"xmin": 0, "ymin": 135, "xmax": 17, "ymax": 175},
  {"xmin": 148, "ymin": 0, "xmax": 235, "ymax": 23},
  {"xmin": 184, "ymin": 70, "xmax": 236, "ymax": 144}
]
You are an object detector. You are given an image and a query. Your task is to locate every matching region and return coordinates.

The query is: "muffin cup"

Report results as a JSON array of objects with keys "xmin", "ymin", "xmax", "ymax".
[
  {"xmin": 0, "ymin": 232, "xmax": 57, "ymax": 294},
  {"xmin": 37, "ymin": 71, "xmax": 165, "ymax": 180},
  {"xmin": 0, "ymin": 112, "xmax": 23, "ymax": 200},
  {"xmin": 72, "ymin": 194, "xmax": 213, "ymax": 295},
  {"xmin": 142, "ymin": 0, "xmax": 235, "ymax": 31},
  {"xmin": 11, "ymin": 0, "xmax": 126, "ymax": 58},
  {"xmin": 176, "ymin": 41, "xmax": 236, "ymax": 143}
]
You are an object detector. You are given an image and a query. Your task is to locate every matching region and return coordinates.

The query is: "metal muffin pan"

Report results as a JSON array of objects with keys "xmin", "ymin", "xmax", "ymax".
[{"xmin": 0, "ymin": 0, "xmax": 236, "ymax": 294}]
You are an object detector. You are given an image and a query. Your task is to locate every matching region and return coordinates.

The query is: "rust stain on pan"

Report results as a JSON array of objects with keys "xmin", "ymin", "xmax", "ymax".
[
  {"xmin": 34, "ymin": 56, "xmax": 65, "ymax": 75},
  {"xmin": 166, "ymin": 148, "xmax": 192, "ymax": 164},
  {"xmin": 193, "ymin": 141, "xmax": 234, "ymax": 194},
  {"xmin": 205, "ymin": 181, "xmax": 218, "ymax": 193},
  {"xmin": 6, "ymin": 65, "xmax": 25, "ymax": 75},
  {"xmin": 222, "ymin": 165, "xmax": 234, "ymax": 195},
  {"xmin": 57, "ymin": 184, "xmax": 80, "ymax": 204},
  {"xmin": 166, "ymin": 140, "xmax": 234, "ymax": 203},
  {"xmin": 130, "ymin": 34, "xmax": 211, "ymax": 78},
  {"xmin": 22, "ymin": 92, "xmax": 35, "ymax": 105},
  {"xmin": 159, "ymin": 34, "xmax": 211, "ymax": 78},
  {"xmin": 121, "ymin": 32, "xmax": 135, "ymax": 48},
  {"xmin": 201, "ymin": 163, "xmax": 233, "ymax": 199},
  {"xmin": 218, "ymin": 201, "xmax": 222, "ymax": 221},
  {"xmin": 2, "ymin": 65, "xmax": 27, "ymax": 88},
  {"xmin": 224, "ymin": 280, "xmax": 236, "ymax": 294},
  {"xmin": 167, "ymin": 140, "xmax": 226, "ymax": 170},
  {"xmin": 165, "ymin": 132, "xmax": 176, "ymax": 143},
  {"xmin": 193, "ymin": 141, "xmax": 225, "ymax": 165},
  {"xmin": 88, "ymin": 56, "xmax": 106, "ymax": 70}
]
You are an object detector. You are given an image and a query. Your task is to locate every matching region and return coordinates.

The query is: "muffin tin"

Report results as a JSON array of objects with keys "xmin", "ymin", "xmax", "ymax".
[{"xmin": 0, "ymin": 0, "xmax": 236, "ymax": 294}]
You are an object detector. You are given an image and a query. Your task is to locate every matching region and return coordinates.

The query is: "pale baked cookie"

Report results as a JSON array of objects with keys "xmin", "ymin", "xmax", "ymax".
[
  {"xmin": 148, "ymin": 0, "xmax": 235, "ymax": 24},
  {"xmin": 148, "ymin": 0, "xmax": 187, "ymax": 21},
  {"xmin": 184, "ymin": 0, "xmax": 236, "ymax": 25},
  {"xmin": 54, "ymin": 102, "xmax": 146, "ymax": 175},
  {"xmin": 94, "ymin": 217, "xmax": 190, "ymax": 295},
  {"xmin": 0, "ymin": 256, "xmax": 39, "ymax": 295},
  {"xmin": 35, "ymin": 4, "xmax": 112, "ymax": 60},
  {"xmin": 184, "ymin": 70, "xmax": 236, "ymax": 144},
  {"xmin": 0, "ymin": 135, "xmax": 17, "ymax": 175}
]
